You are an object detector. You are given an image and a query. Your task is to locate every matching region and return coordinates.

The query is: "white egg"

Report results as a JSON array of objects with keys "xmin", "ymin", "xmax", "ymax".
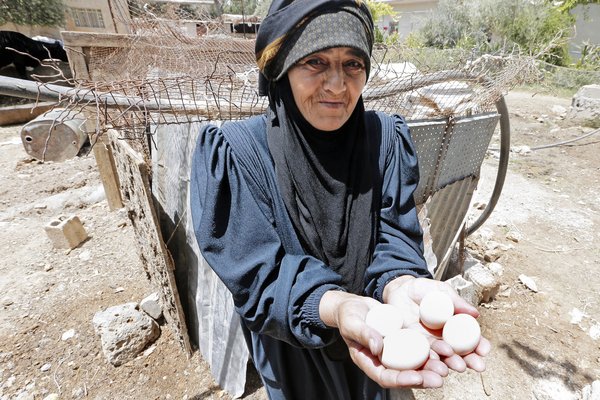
[
  {"xmin": 419, "ymin": 291, "xmax": 454, "ymax": 330},
  {"xmin": 381, "ymin": 329, "xmax": 430, "ymax": 370},
  {"xmin": 365, "ymin": 303, "xmax": 404, "ymax": 337},
  {"xmin": 442, "ymin": 313, "xmax": 481, "ymax": 355}
]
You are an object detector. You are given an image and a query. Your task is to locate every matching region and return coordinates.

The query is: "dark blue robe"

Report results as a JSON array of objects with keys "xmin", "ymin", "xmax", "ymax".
[{"xmin": 190, "ymin": 111, "xmax": 430, "ymax": 399}]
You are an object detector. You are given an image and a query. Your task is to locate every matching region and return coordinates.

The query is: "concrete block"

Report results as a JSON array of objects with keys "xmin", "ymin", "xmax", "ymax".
[{"xmin": 44, "ymin": 215, "xmax": 88, "ymax": 249}]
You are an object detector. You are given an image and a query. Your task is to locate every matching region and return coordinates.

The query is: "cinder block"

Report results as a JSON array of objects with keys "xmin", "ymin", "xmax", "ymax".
[{"xmin": 45, "ymin": 215, "xmax": 88, "ymax": 249}]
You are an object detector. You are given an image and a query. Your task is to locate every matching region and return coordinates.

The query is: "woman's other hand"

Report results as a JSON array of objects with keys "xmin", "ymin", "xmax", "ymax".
[
  {"xmin": 383, "ymin": 276, "xmax": 492, "ymax": 374},
  {"xmin": 319, "ymin": 290, "xmax": 451, "ymax": 389}
]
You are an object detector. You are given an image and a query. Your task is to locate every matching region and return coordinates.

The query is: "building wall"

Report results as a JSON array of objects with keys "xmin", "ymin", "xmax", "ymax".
[
  {"xmin": 570, "ymin": 4, "xmax": 600, "ymax": 59},
  {"xmin": 377, "ymin": 0, "xmax": 438, "ymax": 39},
  {"xmin": 63, "ymin": 0, "xmax": 131, "ymax": 34}
]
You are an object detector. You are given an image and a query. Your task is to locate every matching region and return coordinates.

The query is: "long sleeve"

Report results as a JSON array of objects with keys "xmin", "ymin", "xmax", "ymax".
[
  {"xmin": 190, "ymin": 123, "xmax": 343, "ymax": 348},
  {"xmin": 365, "ymin": 114, "xmax": 431, "ymax": 301}
]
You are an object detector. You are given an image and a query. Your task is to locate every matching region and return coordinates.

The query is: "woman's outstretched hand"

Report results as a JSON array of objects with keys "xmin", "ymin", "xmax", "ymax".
[
  {"xmin": 319, "ymin": 276, "xmax": 491, "ymax": 389},
  {"xmin": 383, "ymin": 275, "xmax": 492, "ymax": 374}
]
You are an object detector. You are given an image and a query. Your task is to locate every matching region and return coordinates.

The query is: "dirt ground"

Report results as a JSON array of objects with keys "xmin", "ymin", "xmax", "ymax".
[{"xmin": 1, "ymin": 89, "xmax": 598, "ymax": 400}]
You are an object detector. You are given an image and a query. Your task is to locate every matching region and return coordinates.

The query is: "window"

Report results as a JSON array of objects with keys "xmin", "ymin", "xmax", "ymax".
[{"xmin": 69, "ymin": 7, "xmax": 106, "ymax": 29}]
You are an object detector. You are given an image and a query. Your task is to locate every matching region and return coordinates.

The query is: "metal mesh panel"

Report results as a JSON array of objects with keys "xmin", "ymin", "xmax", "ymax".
[
  {"xmin": 437, "ymin": 113, "xmax": 500, "ymax": 188},
  {"xmin": 408, "ymin": 119, "xmax": 447, "ymax": 205}
]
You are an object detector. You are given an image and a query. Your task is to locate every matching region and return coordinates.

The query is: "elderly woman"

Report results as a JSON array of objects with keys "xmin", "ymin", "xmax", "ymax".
[{"xmin": 190, "ymin": 1, "xmax": 490, "ymax": 399}]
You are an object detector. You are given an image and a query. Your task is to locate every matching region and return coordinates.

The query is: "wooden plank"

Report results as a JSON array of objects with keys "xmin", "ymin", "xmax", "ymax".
[
  {"xmin": 92, "ymin": 135, "xmax": 123, "ymax": 211},
  {"xmin": 61, "ymin": 31, "xmax": 138, "ymax": 48},
  {"xmin": 61, "ymin": 44, "xmax": 90, "ymax": 81},
  {"xmin": 108, "ymin": 129, "xmax": 192, "ymax": 355},
  {"xmin": 61, "ymin": 31, "xmax": 254, "ymax": 49}
]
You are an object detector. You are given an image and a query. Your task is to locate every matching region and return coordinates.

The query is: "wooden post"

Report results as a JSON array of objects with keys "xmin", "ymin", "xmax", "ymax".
[
  {"xmin": 61, "ymin": 33, "xmax": 123, "ymax": 210},
  {"xmin": 92, "ymin": 134, "xmax": 123, "ymax": 210}
]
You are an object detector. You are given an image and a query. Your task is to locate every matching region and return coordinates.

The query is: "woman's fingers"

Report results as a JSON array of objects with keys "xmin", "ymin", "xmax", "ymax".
[
  {"xmin": 463, "ymin": 352, "xmax": 486, "ymax": 372},
  {"xmin": 347, "ymin": 340, "xmax": 449, "ymax": 389},
  {"xmin": 475, "ymin": 336, "xmax": 492, "ymax": 357},
  {"xmin": 442, "ymin": 354, "xmax": 467, "ymax": 372},
  {"xmin": 347, "ymin": 341, "xmax": 423, "ymax": 388},
  {"xmin": 422, "ymin": 354, "xmax": 449, "ymax": 377}
]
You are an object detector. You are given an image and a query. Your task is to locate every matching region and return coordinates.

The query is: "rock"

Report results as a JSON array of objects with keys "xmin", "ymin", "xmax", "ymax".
[
  {"xmin": 15, "ymin": 391, "xmax": 34, "ymax": 400},
  {"xmin": 43, "ymin": 395, "xmax": 60, "ymax": 400},
  {"xmin": 551, "ymin": 105, "xmax": 567, "ymax": 116},
  {"xmin": 140, "ymin": 292, "xmax": 162, "ymax": 321},
  {"xmin": 533, "ymin": 377, "xmax": 577, "ymax": 400},
  {"xmin": 61, "ymin": 329, "xmax": 75, "ymax": 341},
  {"xmin": 582, "ymin": 380, "xmax": 600, "ymax": 400},
  {"xmin": 487, "ymin": 262, "xmax": 504, "ymax": 277},
  {"xmin": 464, "ymin": 263, "xmax": 502, "ymax": 303},
  {"xmin": 518, "ymin": 274, "xmax": 538, "ymax": 293},
  {"xmin": 589, "ymin": 323, "xmax": 600, "ymax": 341},
  {"xmin": 445, "ymin": 275, "xmax": 478, "ymax": 306},
  {"xmin": 92, "ymin": 302, "xmax": 160, "ymax": 366},
  {"xmin": 569, "ymin": 84, "xmax": 600, "ymax": 122},
  {"xmin": 40, "ymin": 363, "xmax": 51, "ymax": 372},
  {"xmin": 506, "ymin": 230, "xmax": 522, "ymax": 243},
  {"xmin": 78, "ymin": 250, "xmax": 92, "ymax": 262},
  {"xmin": 512, "ymin": 145, "xmax": 532, "ymax": 155},
  {"xmin": 72, "ymin": 387, "xmax": 85, "ymax": 398},
  {"xmin": 569, "ymin": 307, "xmax": 588, "ymax": 324}
]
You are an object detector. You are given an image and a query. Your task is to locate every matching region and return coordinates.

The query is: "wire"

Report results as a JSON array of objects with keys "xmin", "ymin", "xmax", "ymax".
[
  {"xmin": 489, "ymin": 127, "xmax": 600, "ymax": 151},
  {"xmin": 529, "ymin": 127, "xmax": 600, "ymax": 150}
]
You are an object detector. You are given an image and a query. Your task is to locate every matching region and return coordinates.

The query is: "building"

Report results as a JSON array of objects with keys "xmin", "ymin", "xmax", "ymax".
[
  {"xmin": 569, "ymin": 3, "xmax": 600, "ymax": 60},
  {"xmin": 376, "ymin": 0, "xmax": 438, "ymax": 39},
  {"xmin": 63, "ymin": 0, "xmax": 131, "ymax": 34}
]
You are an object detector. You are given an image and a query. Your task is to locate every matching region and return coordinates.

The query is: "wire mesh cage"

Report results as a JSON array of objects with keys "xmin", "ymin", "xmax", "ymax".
[{"xmin": 1, "ymin": 0, "xmax": 537, "ymax": 144}]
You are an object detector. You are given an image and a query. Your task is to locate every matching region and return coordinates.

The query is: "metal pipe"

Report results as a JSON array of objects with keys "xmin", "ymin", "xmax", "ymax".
[{"xmin": 465, "ymin": 95, "xmax": 511, "ymax": 235}]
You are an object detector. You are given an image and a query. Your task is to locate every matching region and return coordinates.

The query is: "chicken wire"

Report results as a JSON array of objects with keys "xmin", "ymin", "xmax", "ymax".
[{"xmin": 33, "ymin": 0, "xmax": 540, "ymax": 141}]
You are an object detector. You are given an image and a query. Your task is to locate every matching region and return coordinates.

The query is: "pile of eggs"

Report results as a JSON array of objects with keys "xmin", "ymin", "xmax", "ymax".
[{"xmin": 365, "ymin": 291, "xmax": 481, "ymax": 370}]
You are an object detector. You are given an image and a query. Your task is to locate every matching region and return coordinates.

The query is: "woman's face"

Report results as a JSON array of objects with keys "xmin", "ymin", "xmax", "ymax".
[{"xmin": 287, "ymin": 47, "xmax": 367, "ymax": 131}]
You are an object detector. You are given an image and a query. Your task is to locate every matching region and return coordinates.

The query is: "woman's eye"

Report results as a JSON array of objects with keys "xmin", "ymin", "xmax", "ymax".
[
  {"xmin": 305, "ymin": 58, "xmax": 326, "ymax": 67},
  {"xmin": 345, "ymin": 60, "xmax": 365, "ymax": 71}
]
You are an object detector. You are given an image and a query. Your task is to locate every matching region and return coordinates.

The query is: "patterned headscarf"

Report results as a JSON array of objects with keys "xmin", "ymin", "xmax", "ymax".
[
  {"xmin": 255, "ymin": 0, "xmax": 374, "ymax": 96},
  {"xmin": 261, "ymin": 1, "xmax": 379, "ymax": 297}
]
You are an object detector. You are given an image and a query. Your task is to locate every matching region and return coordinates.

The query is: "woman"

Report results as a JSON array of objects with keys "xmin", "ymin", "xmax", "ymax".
[{"xmin": 190, "ymin": 1, "xmax": 490, "ymax": 398}]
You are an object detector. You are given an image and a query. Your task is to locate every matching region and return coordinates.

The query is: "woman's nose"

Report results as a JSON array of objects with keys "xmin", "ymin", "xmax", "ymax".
[{"xmin": 323, "ymin": 66, "xmax": 345, "ymax": 94}]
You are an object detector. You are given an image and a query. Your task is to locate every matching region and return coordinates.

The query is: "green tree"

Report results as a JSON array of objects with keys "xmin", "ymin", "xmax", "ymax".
[
  {"xmin": 418, "ymin": 0, "xmax": 575, "ymax": 65},
  {"xmin": 253, "ymin": 0, "xmax": 272, "ymax": 17},
  {"xmin": 0, "ymin": 0, "xmax": 65, "ymax": 26},
  {"xmin": 558, "ymin": 0, "xmax": 600, "ymax": 12},
  {"xmin": 222, "ymin": 0, "xmax": 257, "ymax": 15},
  {"xmin": 366, "ymin": 0, "xmax": 397, "ymax": 43}
]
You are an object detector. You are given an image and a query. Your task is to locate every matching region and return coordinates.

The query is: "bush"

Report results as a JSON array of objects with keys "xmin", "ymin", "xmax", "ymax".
[{"xmin": 416, "ymin": 0, "xmax": 574, "ymax": 66}]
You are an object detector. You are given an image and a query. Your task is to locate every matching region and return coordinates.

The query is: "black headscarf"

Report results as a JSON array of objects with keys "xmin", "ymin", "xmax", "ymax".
[
  {"xmin": 256, "ymin": 0, "xmax": 374, "ymax": 96},
  {"xmin": 258, "ymin": 2, "xmax": 377, "ymax": 294}
]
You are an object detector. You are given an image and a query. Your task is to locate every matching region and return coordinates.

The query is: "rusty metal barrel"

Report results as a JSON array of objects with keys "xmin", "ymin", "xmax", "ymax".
[{"xmin": 20, "ymin": 109, "xmax": 89, "ymax": 162}]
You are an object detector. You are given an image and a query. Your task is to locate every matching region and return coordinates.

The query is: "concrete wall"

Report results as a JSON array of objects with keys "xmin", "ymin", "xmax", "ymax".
[{"xmin": 569, "ymin": 4, "xmax": 600, "ymax": 60}]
